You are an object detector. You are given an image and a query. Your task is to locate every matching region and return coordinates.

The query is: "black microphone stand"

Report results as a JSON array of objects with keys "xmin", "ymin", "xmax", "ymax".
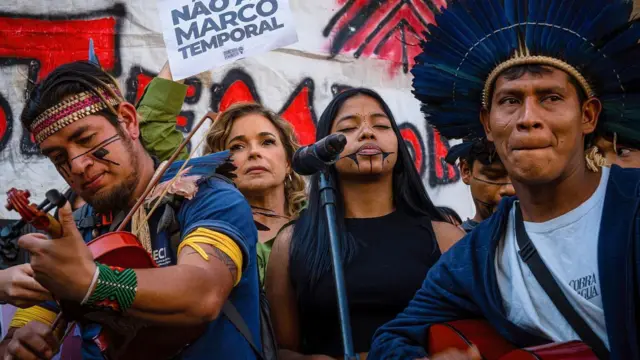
[{"xmin": 318, "ymin": 170, "xmax": 357, "ymax": 360}]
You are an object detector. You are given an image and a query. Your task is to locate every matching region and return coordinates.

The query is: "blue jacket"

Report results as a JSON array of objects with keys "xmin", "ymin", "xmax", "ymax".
[{"xmin": 369, "ymin": 165, "xmax": 640, "ymax": 360}]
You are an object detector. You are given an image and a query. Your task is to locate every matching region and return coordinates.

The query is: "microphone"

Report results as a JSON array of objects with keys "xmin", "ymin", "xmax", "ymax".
[{"xmin": 292, "ymin": 134, "xmax": 347, "ymax": 175}]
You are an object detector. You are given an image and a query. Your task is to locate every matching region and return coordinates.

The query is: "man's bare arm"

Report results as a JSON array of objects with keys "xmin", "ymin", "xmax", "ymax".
[{"xmin": 124, "ymin": 244, "xmax": 236, "ymax": 326}]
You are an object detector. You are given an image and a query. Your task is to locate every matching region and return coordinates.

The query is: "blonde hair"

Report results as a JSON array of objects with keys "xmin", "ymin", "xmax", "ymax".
[{"xmin": 204, "ymin": 102, "xmax": 307, "ymax": 217}]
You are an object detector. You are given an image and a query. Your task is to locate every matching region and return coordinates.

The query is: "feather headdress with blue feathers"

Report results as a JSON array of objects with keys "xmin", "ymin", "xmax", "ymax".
[{"xmin": 412, "ymin": 0, "xmax": 640, "ymax": 147}]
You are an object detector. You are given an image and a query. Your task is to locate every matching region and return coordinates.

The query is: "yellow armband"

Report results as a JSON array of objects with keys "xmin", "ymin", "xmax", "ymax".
[
  {"xmin": 9, "ymin": 306, "xmax": 56, "ymax": 329},
  {"xmin": 178, "ymin": 228, "xmax": 243, "ymax": 285}
]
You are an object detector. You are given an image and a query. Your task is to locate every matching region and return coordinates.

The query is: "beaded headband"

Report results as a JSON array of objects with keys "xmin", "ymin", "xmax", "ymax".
[
  {"xmin": 30, "ymin": 84, "xmax": 123, "ymax": 145},
  {"xmin": 482, "ymin": 54, "xmax": 595, "ymax": 109}
]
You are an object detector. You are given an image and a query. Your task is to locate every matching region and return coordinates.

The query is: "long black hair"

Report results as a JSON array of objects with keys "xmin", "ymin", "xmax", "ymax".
[{"xmin": 289, "ymin": 88, "xmax": 446, "ymax": 295}]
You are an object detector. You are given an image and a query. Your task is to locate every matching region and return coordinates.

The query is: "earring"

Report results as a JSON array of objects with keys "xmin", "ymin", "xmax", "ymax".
[{"xmin": 287, "ymin": 173, "xmax": 293, "ymax": 183}]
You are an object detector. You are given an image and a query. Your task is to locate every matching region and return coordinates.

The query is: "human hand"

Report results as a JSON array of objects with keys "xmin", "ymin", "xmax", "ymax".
[
  {"xmin": 0, "ymin": 264, "xmax": 51, "ymax": 308},
  {"xmin": 18, "ymin": 202, "xmax": 96, "ymax": 303},
  {"xmin": 158, "ymin": 61, "xmax": 184, "ymax": 84},
  {"xmin": 4, "ymin": 320, "xmax": 58, "ymax": 360},
  {"xmin": 416, "ymin": 345, "xmax": 481, "ymax": 360}
]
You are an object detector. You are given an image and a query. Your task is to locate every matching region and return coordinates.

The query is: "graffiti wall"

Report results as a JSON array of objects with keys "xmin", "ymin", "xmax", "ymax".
[{"xmin": 0, "ymin": 0, "xmax": 474, "ymax": 220}]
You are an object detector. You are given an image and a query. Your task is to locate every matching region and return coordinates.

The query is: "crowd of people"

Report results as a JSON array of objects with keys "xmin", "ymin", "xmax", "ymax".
[{"xmin": 0, "ymin": 0, "xmax": 639, "ymax": 359}]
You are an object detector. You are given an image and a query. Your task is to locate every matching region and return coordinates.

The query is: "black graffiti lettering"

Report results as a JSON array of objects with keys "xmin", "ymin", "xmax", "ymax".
[{"xmin": 0, "ymin": 92, "xmax": 13, "ymax": 154}]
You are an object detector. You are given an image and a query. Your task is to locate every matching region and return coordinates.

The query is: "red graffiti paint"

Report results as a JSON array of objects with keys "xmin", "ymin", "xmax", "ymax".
[
  {"xmin": 432, "ymin": 130, "xmax": 447, "ymax": 179},
  {"xmin": 0, "ymin": 104, "xmax": 7, "ymax": 144},
  {"xmin": 134, "ymin": 74, "xmax": 153, "ymax": 103},
  {"xmin": 132, "ymin": 73, "xmax": 200, "ymax": 104},
  {"xmin": 324, "ymin": 0, "xmax": 443, "ymax": 74},
  {"xmin": 0, "ymin": 17, "xmax": 118, "ymax": 80},
  {"xmin": 427, "ymin": 127, "xmax": 459, "ymax": 186},
  {"xmin": 279, "ymin": 80, "xmax": 316, "ymax": 146},
  {"xmin": 400, "ymin": 127, "xmax": 424, "ymax": 173},
  {"xmin": 218, "ymin": 80, "xmax": 257, "ymax": 112},
  {"xmin": 211, "ymin": 70, "xmax": 318, "ymax": 147},
  {"xmin": 176, "ymin": 115, "xmax": 188, "ymax": 128}
]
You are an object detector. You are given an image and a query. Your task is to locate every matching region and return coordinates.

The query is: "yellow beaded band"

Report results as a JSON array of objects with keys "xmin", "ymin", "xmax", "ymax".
[
  {"xmin": 482, "ymin": 55, "xmax": 595, "ymax": 109},
  {"xmin": 30, "ymin": 84, "xmax": 123, "ymax": 144}
]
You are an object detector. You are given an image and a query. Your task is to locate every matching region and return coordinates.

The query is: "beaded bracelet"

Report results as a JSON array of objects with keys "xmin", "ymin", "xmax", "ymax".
[{"xmin": 85, "ymin": 263, "xmax": 138, "ymax": 313}]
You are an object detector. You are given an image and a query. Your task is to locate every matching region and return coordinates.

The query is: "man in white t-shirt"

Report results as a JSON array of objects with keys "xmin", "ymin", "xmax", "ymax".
[{"xmin": 369, "ymin": 1, "xmax": 640, "ymax": 359}]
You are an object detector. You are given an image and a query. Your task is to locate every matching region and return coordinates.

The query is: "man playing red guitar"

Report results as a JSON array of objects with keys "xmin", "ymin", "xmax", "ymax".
[
  {"xmin": 369, "ymin": 0, "xmax": 640, "ymax": 360},
  {"xmin": 1, "ymin": 61, "xmax": 262, "ymax": 360}
]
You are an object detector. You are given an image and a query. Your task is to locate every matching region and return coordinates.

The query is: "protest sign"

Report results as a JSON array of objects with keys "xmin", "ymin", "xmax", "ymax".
[{"xmin": 157, "ymin": 0, "xmax": 298, "ymax": 80}]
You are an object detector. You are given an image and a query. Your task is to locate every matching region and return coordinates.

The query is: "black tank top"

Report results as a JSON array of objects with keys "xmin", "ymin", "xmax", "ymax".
[{"xmin": 294, "ymin": 210, "xmax": 441, "ymax": 355}]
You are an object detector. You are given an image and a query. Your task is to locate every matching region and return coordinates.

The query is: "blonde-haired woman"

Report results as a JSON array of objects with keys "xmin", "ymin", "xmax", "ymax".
[
  {"xmin": 136, "ymin": 63, "xmax": 306, "ymax": 285},
  {"xmin": 204, "ymin": 102, "xmax": 306, "ymax": 286}
]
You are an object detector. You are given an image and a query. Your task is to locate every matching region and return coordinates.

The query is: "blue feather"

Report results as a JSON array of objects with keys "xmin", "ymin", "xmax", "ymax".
[
  {"xmin": 412, "ymin": 0, "xmax": 640, "ymax": 140},
  {"xmin": 445, "ymin": 141, "xmax": 474, "ymax": 164},
  {"xmin": 160, "ymin": 151, "xmax": 232, "ymax": 182},
  {"xmin": 88, "ymin": 39, "xmax": 101, "ymax": 68}
]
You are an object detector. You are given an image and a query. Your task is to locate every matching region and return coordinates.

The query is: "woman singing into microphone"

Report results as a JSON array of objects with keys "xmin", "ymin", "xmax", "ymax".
[{"xmin": 266, "ymin": 88, "xmax": 464, "ymax": 359}]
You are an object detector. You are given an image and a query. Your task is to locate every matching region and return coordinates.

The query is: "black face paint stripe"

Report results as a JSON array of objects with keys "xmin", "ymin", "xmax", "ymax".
[
  {"xmin": 472, "ymin": 176, "xmax": 511, "ymax": 186},
  {"xmin": 70, "ymin": 135, "xmax": 120, "ymax": 162},
  {"xmin": 341, "ymin": 150, "xmax": 396, "ymax": 172},
  {"xmin": 473, "ymin": 197, "xmax": 495, "ymax": 215},
  {"xmin": 345, "ymin": 152, "xmax": 360, "ymax": 168},
  {"xmin": 340, "ymin": 151, "xmax": 395, "ymax": 161},
  {"xmin": 92, "ymin": 147, "xmax": 120, "ymax": 166},
  {"xmin": 473, "ymin": 197, "xmax": 494, "ymax": 208}
]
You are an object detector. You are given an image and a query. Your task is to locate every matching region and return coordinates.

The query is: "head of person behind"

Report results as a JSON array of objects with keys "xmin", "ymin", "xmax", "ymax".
[
  {"xmin": 204, "ymin": 102, "xmax": 306, "ymax": 224},
  {"xmin": 446, "ymin": 139, "xmax": 514, "ymax": 231},
  {"xmin": 592, "ymin": 131, "xmax": 640, "ymax": 169},
  {"xmin": 21, "ymin": 61, "xmax": 155, "ymax": 214}
]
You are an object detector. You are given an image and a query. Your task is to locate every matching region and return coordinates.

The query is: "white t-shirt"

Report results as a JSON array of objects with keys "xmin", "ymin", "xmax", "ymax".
[{"xmin": 495, "ymin": 166, "xmax": 610, "ymax": 348}]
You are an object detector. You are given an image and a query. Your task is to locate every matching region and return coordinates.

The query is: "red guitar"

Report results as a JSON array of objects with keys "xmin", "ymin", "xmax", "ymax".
[
  {"xmin": 428, "ymin": 320, "xmax": 597, "ymax": 359},
  {"xmin": 5, "ymin": 188, "xmax": 205, "ymax": 360}
]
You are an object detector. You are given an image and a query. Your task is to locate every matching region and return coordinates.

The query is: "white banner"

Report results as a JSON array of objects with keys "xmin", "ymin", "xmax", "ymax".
[{"xmin": 157, "ymin": 0, "xmax": 298, "ymax": 80}]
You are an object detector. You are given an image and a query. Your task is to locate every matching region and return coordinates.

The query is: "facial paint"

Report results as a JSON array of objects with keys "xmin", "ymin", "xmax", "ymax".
[
  {"xmin": 57, "ymin": 135, "xmax": 122, "ymax": 180},
  {"xmin": 70, "ymin": 135, "xmax": 121, "ymax": 162},
  {"xmin": 92, "ymin": 147, "xmax": 120, "ymax": 166},
  {"xmin": 472, "ymin": 176, "xmax": 511, "ymax": 186},
  {"xmin": 340, "ymin": 150, "xmax": 395, "ymax": 172}
]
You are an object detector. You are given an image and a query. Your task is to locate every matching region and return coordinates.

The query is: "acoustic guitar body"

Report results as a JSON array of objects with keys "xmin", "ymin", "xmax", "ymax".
[
  {"xmin": 62, "ymin": 232, "xmax": 206, "ymax": 360},
  {"xmin": 501, "ymin": 342, "xmax": 598, "ymax": 360},
  {"xmin": 428, "ymin": 320, "xmax": 517, "ymax": 359},
  {"xmin": 428, "ymin": 320, "xmax": 597, "ymax": 360}
]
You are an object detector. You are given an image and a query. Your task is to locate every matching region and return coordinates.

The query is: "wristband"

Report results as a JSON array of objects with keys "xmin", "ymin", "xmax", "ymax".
[
  {"xmin": 85, "ymin": 263, "xmax": 138, "ymax": 312},
  {"xmin": 81, "ymin": 265, "xmax": 100, "ymax": 305}
]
